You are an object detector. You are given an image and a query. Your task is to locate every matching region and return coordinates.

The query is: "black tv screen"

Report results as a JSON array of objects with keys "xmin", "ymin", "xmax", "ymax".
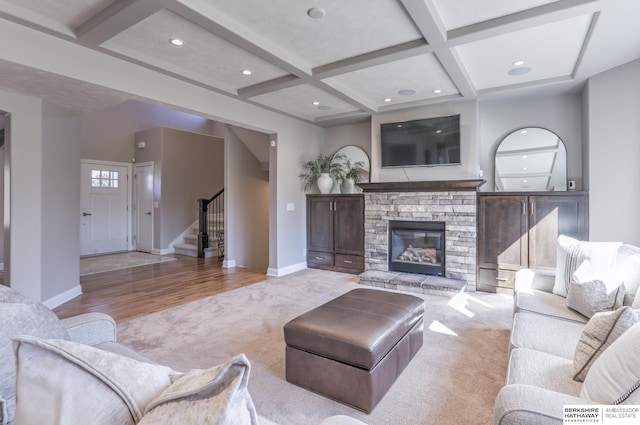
[{"xmin": 380, "ymin": 114, "xmax": 461, "ymax": 167}]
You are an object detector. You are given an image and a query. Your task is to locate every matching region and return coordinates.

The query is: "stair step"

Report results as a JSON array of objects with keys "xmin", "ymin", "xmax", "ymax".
[
  {"xmin": 174, "ymin": 243, "xmax": 219, "ymax": 258},
  {"xmin": 183, "ymin": 234, "xmax": 219, "ymax": 244}
]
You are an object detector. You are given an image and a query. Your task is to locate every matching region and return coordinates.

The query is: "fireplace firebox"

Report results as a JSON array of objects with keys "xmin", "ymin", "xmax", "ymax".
[{"xmin": 388, "ymin": 220, "xmax": 445, "ymax": 276}]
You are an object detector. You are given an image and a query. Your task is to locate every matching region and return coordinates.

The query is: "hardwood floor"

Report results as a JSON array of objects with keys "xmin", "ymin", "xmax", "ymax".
[{"xmin": 53, "ymin": 255, "xmax": 269, "ymax": 323}]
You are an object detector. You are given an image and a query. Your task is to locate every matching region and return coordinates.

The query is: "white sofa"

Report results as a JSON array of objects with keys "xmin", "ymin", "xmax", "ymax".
[{"xmin": 494, "ymin": 243, "xmax": 640, "ymax": 425}]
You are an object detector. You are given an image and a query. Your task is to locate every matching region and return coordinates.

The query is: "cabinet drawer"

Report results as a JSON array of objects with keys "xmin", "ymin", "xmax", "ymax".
[
  {"xmin": 335, "ymin": 254, "xmax": 364, "ymax": 271},
  {"xmin": 477, "ymin": 268, "xmax": 516, "ymax": 293},
  {"xmin": 307, "ymin": 251, "xmax": 334, "ymax": 267}
]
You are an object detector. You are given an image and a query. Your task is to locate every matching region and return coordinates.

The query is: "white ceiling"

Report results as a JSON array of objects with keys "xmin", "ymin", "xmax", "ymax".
[{"xmin": 0, "ymin": 0, "xmax": 638, "ymax": 126}]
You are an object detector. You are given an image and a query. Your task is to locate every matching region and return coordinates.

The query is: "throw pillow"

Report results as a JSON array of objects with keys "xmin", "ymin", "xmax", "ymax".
[
  {"xmin": 566, "ymin": 260, "xmax": 626, "ymax": 318},
  {"xmin": 139, "ymin": 354, "xmax": 259, "ymax": 425},
  {"xmin": 572, "ymin": 306, "xmax": 639, "ymax": 382},
  {"xmin": 0, "ymin": 302, "xmax": 70, "ymax": 425},
  {"xmin": 12, "ymin": 336, "xmax": 175, "ymax": 425},
  {"xmin": 581, "ymin": 322, "xmax": 640, "ymax": 404},
  {"xmin": 553, "ymin": 235, "xmax": 622, "ymax": 297}
]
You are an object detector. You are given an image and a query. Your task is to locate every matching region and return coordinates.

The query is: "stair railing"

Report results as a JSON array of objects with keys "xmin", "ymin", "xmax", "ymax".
[{"xmin": 197, "ymin": 188, "xmax": 224, "ymax": 258}]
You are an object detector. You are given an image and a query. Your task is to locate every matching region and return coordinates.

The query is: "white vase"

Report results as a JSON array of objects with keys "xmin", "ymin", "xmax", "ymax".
[
  {"xmin": 316, "ymin": 173, "xmax": 333, "ymax": 194},
  {"xmin": 342, "ymin": 178, "xmax": 355, "ymax": 194}
]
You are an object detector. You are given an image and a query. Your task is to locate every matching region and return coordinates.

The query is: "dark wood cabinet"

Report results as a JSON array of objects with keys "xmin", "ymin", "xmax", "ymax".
[
  {"xmin": 477, "ymin": 192, "xmax": 588, "ymax": 293},
  {"xmin": 307, "ymin": 194, "xmax": 364, "ymax": 274}
]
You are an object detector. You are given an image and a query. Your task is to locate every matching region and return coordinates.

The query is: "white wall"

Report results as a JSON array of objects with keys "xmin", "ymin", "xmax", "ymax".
[
  {"xmin": 478, "ymin": 93, "xmax": 583, "ymax": 192},
  {"xmin": 370, "ymin": 101, "xmax": 479, "ymax": 183},
  {"xmin": 585, "ymin": 59, "xmax": 640, "ymax": 244}
]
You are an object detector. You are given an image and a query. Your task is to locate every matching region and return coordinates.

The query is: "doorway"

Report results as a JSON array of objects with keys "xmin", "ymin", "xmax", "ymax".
[
  {"xmin": 134, "ymin": 163, "xmax": 154, "ymax": 253},
  {"xmin": 80, "ymin": 160, "xmax": 131, "ymax": 256}
]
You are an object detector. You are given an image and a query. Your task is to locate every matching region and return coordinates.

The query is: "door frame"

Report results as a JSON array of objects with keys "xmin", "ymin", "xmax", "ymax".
[
  {"xmin": 80, "ymin": 159, "xmax": 133, "ymax": 254},
  {"xmin": 133, "ymin": 162, "xmax": 154, "ymax": 253}
]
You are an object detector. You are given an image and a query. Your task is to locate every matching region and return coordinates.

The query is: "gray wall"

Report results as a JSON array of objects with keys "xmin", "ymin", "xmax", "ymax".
[
  {"xmin": 135, "ymin": 127, "xmax": 224, "ymax": 250},
  {"xmin": 324, "ymin": 121, "xmax": 372, "ymax": 157},
  {"xmin": 224, "ymin": 124, "xmax": 269, "ymax": 272},
  {"xmin": 41, "ymin": 103, "xmax": 81, "ymax": 300},
  {"xmin": 82, "ymin": 100, "xmax": 214, "ymax": 163},
  {"xmin": 478, "ymin": 93, "xmax": 583, "ymax": 191},
  {"xmin": 585, "ymin": 59, "xmax": 640, "ymax": 244}
]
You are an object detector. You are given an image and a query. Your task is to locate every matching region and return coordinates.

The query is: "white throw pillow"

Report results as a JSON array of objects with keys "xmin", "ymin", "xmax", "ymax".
[
  {"xmin": 11, "ymin": 336, "xmax": 258, "ymax": 425},
  {"xmin": 566, "ymin": 260, "xmax": 625, "ymax": 318},
  {"xmin": 581, "ymin": 322, "xmax": 640, "ymax": 404},
  {"xmin": 553, "ymin": 235, "xmax": 622, "ymax": 297},
  {"xmin": 12, "ymin": 336, "xmax": 175, "ymax": 425},
  {"xmin": 139, "ymin": 355, "xmax": 259, "ymax": 425},
  {"xmin": 572, "ymin": 306, "xmax": 639, "ymax": 382}
]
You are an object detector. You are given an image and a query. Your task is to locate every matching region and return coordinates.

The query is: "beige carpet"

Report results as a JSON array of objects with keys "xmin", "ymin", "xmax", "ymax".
[
  {"xmin": 117, "ymin": 269, "xmax": 513, "ymax": 425},
  {"xmin": 80, "ymin": 252, "xmax": 176, "ymax": 276}
]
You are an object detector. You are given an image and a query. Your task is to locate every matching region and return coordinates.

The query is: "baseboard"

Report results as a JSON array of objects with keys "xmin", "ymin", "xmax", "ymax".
[
  {"xmin": 222, "ymin": 259, "xmax": 237, "ymax": 269},
  {"xmin": 266, "ymin": 262, "xmax": 307, "ymax": 277},
  {"xmin": 43, "ymin": 285, "xmax": 82, "ymax": 309},
  {"xmin": 152, "ymin": 248, "xmax": 174, "ymax": 255}
]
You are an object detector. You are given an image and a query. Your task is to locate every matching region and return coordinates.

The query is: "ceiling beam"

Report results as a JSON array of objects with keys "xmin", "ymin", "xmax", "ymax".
[
  {"xmin": 168, "ymin": 0, "xmax": 312, "ymax": 78},
  {"xmin": 447, "ymin": 0, "xmax": 602, "ymax": 46},
  {"xmin": 313, "ymin": 39, "xmax": 432, "ymax": 79},
  {"xmin": 238, "ymin": 75, "xmax": 307, "ymax": 99},
  {"xmin": 400, "ymin": 0, "xmax": 476, "ymax": 99},
  {"xmin": 76, "ymin": 0, "xmax": 167, "ymax": 46}
]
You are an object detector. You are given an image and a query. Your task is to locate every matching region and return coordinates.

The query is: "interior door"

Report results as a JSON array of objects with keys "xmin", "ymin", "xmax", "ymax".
[
  {"xmin": 135, "ymin": 164, "xmax": 154, "ymax": 253},
  {"xmin": 80, "ymin": 162, "xmax": 129, "ymax": 255}
]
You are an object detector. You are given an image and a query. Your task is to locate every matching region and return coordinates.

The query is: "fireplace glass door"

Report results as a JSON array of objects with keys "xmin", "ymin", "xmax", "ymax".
[{"xmin": 388, "ymin": 221, "xmax": 445, "ymax": 276}]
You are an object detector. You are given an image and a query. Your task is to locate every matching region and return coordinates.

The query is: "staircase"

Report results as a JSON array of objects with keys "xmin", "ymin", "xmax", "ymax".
[
  {"xmin": 173, "ymin": 189, "xmax": 224, "ymax": 258},
  {"xmin": 173, "ymin": 213, "xmax": 224, "ymax": 258}
]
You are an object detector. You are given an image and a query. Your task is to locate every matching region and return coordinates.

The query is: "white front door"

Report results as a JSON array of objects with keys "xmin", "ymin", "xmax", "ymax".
[
  {"xmin": 80, "ymin": 162, "xmax": 129, "ymax": 255},
  {"xmin": 135, "ymin": 163, "xmax": 154, "ymax": 253}
]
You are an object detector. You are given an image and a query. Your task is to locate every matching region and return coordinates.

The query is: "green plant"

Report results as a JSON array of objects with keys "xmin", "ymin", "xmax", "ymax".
[
  {"xmin": 299, "ymin": 152, "xmax": 347, "ymax": 192},
  {"xmin": 343, "ymin": 159, "xmax": 366, "ymax": 184}
]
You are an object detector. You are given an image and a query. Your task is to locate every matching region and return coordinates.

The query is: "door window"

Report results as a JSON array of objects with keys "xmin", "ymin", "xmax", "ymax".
[{"xmin": 91, "ymin": 170, "xmax": 119, "ymax": 188}]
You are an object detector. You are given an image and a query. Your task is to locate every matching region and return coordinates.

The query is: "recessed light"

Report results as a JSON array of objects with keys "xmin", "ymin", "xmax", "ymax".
[
  {"xmin": 520, "ymin": 130, "xmax": 528, "ymax": 134},
  {"xmin": 522, "ymin": 155, "xmax": 528, "ymax": 159},
  {"xmin": 398, "ymin": 89, "xmax": 416, "ymax": 96},
  {"xmin": 435, "ymin": 130, "xmax": 442, "ymax": 134},
  {"xmin": 433, "ymin": 89, "xmax": 442, "ymax": 94},
  {"xmin": 242, "ymin": 69, "xmax": 252, "ymax": 75},
  {"xmin": 523, "ymin": 180, "xmax": 528, "ymax": 183},
  {"xmin": 508, "ymin": 66, "xmax": 532, "ymax": 76},
  {"xmin": 384, "ymin": 98, "xmax": 392, "ymax": 102},
  {"xmin": 169, "ymin": 38, "xmax": 184, "ymax": 46},
  {"xmin": 523, "ymin": 167, "xmax": 528, "ymax": 170},
  {"xmin": 513, "ymin": 60, "xmax": 525, "ymax": 66},
  {"xmin": 307, "ymin": 8, "xmax": 325, "ymax": 19},
  {"xmin": 312, "ymin": 101, "xmax": 320, "ymax": 106}
]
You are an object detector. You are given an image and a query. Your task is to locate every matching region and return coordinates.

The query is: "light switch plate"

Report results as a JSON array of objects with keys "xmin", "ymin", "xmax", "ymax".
[{"xmin": 286, "ymin": 203, "xmax": 294, "ymax": 211}]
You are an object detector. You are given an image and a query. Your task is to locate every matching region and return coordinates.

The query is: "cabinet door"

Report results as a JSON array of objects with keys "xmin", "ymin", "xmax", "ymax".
[
  {"xmin": 529, "ymin": 194, "xmax": 588, "ymax": 270},
  {"xmin": 478, "ymin": 195, "xmax": 528, "ymax": 271},
  {"xmin": 333, "ymin": 195, "xmax": 364, "ymax": 255},
  {"xmin": 333, "ymin": 196, "xmax": 364, "ymax": 256},
  {"xmin": 307, "ymin": 196, "xmax": 334, "ymax": 252}
]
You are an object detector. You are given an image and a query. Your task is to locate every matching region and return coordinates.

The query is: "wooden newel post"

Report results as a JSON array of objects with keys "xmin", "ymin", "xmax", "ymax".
[{"xmin": 197, "ymin": 198, "xmax": 209, "ymax": 258}]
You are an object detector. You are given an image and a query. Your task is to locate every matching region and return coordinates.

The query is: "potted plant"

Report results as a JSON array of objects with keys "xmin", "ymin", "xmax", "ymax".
[
  {"xmin": 342, "ymin": 159, "xmax": 365, "ymax": 193},
  {"xmin": 299, "ymin": 152, "xmax": 346, "ymax": 194}
]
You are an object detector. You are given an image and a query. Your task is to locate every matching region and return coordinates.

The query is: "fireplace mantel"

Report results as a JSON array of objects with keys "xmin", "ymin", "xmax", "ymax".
[{"xmin": 359, "ymin": 179, "xmax": 486, "ymax": 193}]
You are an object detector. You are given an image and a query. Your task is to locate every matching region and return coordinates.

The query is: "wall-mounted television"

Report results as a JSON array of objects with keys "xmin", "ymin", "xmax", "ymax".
[{"xmin": 380, "ymin": 114, "xmax": 461, "ymax": 168}]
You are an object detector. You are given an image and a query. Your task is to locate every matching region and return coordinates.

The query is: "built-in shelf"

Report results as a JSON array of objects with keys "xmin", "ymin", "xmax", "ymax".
[{"xmin": 358, "ymin": 179, "xmax": 486, "ymax": 193}]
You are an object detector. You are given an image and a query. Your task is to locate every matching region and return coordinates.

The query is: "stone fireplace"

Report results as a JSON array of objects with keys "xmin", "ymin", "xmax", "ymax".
[{"xmin": 359, "ymin": 180, "xmax": 483, "ymax": 291}]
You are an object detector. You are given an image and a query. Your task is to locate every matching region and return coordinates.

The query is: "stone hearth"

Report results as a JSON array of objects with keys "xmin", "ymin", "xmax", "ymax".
[{"xmin": 360, "ymin": 180, "xmax": 483, "ymax": 291}]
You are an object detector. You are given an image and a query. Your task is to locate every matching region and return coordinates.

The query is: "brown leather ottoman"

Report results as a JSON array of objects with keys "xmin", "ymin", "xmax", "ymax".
[{"xmin": 284, "ymin": 288, "xmax": 424, "ymax": 412}]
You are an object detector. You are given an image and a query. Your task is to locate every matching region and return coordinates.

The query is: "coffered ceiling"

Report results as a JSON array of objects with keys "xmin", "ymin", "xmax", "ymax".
[{"xmin": 0, "ymin": 0, "xmax": 638, "ymax": 126}]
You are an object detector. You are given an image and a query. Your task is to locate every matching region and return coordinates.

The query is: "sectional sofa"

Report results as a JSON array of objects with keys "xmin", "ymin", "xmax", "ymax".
[{"xmin": 494, "ymin": 240, "xmax": 640, "ymax": 425}]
